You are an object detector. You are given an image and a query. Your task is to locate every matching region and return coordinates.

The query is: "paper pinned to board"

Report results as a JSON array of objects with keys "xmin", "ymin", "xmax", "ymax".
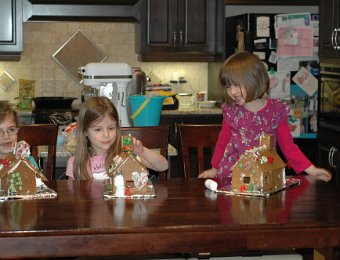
[
  {"xmin": 292, "ymin": 66, "xmax": 318, "ymax": 96},
  {"xmin": 256, "ymin": 16, "xmax": 270, "ymax": 37},
  {"xmin": 274, "ymin": 13, "xmax": 312, "ymax": 29},
  {"xmin": 268, "ymin": 70, "xmax": 291, "ymax": 99},
  {"xmin": 277, "ymin": 27, "xmax": 314, "ymax": 57}
]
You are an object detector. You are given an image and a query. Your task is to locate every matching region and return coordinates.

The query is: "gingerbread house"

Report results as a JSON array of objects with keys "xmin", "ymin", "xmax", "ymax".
[
  {"xmin": 0, "ymin": 141, "xmax": 47, "ymax": 196},
  {"xmin": 107, "ymin": 135, "xmax": 153, "ymax": 198},
  {"xmin": 231, "ymin": 134, "xmax": 286, "ymax": 196}
]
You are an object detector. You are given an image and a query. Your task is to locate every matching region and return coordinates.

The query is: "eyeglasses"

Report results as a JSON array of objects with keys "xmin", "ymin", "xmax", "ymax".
[{"xmin": 0, "ymin": 127, "xmax": 19, "ymax": 137}]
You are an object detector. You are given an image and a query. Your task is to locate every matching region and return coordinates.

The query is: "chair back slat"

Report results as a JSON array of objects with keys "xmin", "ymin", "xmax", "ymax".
[
  {"xmin": 121, "ymin": 125, "xmax": 170, "ymax": 179},
  {"xmin": 178, "ymin": 124, "xmax": 221, "ymax": 178},
  {"xmin": 18, "ymin": 124, "xmax": 58, "ymax": 180}
]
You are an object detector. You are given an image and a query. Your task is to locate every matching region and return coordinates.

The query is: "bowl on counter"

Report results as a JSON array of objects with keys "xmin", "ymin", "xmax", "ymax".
[{"xmin": 198, "ymin": 100, "xmax": 216, "ymax": 108}]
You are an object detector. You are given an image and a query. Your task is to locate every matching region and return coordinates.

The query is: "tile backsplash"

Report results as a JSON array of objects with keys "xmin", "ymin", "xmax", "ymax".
[{"xmin": 0, "ymin": 22, "xmax": 208, "ymax": 107}]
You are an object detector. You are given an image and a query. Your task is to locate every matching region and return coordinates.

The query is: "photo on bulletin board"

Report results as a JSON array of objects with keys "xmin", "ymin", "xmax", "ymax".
[
  {"xmin": 292, "ymin": 67, "xmax": 318, "ymax": 96},
  {"xmin": 298, "ymin": 60, "xmax": 319, "ymax": 76}
]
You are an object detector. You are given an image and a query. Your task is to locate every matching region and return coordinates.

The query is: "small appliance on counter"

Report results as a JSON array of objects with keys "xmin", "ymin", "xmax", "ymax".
[
  {"xmin": 79, "ymin": 63, "xmax": 133, "ymax": 127},
  {"xmin": 130, "ymin": 67, "xmax": 146, "ymax": 95}
]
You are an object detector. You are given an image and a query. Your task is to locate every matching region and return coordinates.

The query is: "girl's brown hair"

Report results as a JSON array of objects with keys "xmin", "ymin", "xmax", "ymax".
[
  {"xmin": 0, "ymin": 102, "xmax": 18, "ymax": 126},
  {"xmin": 73, "ymin": 96, "xmax": 121, "ymax": 180},
  {"xmin": 219, "ymin": 52, "xmax": 269, "ymax": 105}
]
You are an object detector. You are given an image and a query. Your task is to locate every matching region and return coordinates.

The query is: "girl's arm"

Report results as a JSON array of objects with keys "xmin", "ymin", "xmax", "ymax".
[
  {"xmin": 133, "ymin": 138, "xmax": 169, "ymax": 172},
  {"xmin": 198, "ymin": 120, "xmax": 231, "ymax": 178},
  {"xmin": 211, "ymin": 120, "xmax": 231, "ymax": 168},
  {"xmin": 277, "ymin": 120, "xmax": 331, "ymax": 182},
  {"xmin": 277, "ymin": 120, "xmax": 312, "ymax": 173}
]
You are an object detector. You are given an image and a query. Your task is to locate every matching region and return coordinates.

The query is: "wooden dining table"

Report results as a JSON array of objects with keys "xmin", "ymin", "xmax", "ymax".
[{"xmin": 0, "ymin": 175, "xmax": 340, "ymax": 259}]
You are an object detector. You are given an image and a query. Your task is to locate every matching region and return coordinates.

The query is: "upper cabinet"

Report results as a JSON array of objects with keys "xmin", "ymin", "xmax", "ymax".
[
  {"xmin": 319, "ymin": 0, "xmax": 340, "ymax": 60},
  {"xmin": 136, "ymin": 0, "xmax": 224, "ymax": 62},
  {"xmin": 224, "ymin": 0, "xmax": 317, "ymax": 5},
  {"xmin": 0, "ymin": 0, "xmax": 23, "ymax": 61}
]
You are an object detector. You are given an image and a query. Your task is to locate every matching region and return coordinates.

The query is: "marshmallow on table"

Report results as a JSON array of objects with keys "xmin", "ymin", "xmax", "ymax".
[{"xmin": 205, "ymin": 179, "xmax": 218, "ymax": 191}]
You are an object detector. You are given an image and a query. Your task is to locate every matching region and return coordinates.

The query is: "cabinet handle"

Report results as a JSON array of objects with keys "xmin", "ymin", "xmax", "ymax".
[
  {"xmin": 331, "ymin": 28, "xmax": 337, "ymax": 49},
  {"xmin": 173, "ymin": 31, "xmax": 177, "ymax": 47},
  {"xmin": 329, "ymin": 147, "xmax": 334, "ymax": 168},
  {"xmin": 335, "ymin": 29, "xmax": 340, "ymax": 50},
  {"xmin": 179, "ymin": 30, "xmax": 183, "ymax": 46},
  {"xmin": 329, "ymin": 147, "xmax": 338, "ymax": 169}
]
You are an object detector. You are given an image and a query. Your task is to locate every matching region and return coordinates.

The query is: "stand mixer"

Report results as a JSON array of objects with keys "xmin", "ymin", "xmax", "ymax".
[{"xmin": 79, "ymin": 63, "xmax": 133, "ymax": 127}]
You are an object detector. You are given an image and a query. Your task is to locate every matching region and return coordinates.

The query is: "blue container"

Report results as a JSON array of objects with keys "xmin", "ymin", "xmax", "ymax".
[{"xmin": 128, "ymin": 95, "xmax": 166, "ymax": 126}]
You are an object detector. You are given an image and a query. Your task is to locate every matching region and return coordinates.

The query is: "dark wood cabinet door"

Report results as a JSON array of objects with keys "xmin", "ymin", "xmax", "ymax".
[
  {"xmin": 0, "ymin": 0, "xmax": 22, "ymax": 60},
  {"xmin": 137, "ymin": 0, "xmax": 222, "ymax": 61},
  {"xmin": 319, "ymin": 0, "xmax": 340, "ymax": 59},
  {"xmin": 318, "ymin": 126, "xmax": 340, "ymax": 187},
  {"xmin": 142, "ymin": 0, "xmax": 177, "ymax": 51},
  {"xmin": 318, "ymin": 140, "xmax": 340, "ymax": 187},
  {"xmin": 176, "ymin": 0, "xmax": 215, "ymax": 52}
]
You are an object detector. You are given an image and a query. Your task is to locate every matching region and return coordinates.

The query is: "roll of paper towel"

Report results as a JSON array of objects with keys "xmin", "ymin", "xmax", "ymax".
[{"xmin": 205, "ymin": 179, "xmax": 218, "ymax": 191}]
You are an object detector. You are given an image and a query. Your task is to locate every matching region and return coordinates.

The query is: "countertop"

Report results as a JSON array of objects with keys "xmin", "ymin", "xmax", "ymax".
[
  {"xmin": 17, "ymin": 106, "xmax": 222, "ymax": 116},
  {"xmin": 162, "ymin": 106, "xmax": 222, "ymax": 115},
  {"xmin": 16, "ymin": 110, "xmax": 33, "ymax": 115}
]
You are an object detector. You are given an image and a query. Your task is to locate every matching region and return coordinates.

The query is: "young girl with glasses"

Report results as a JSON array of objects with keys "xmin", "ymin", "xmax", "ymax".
[
  {"xmin": 0, "ymin": 102, "xmax": 38, "ymax": 167},
  {"xmin": 199, "ymin": 52, "xmax": 331, "ymax": 184}
]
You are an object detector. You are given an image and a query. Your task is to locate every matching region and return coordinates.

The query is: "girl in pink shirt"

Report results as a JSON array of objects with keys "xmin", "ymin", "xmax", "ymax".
[
  {"xmin": 199, "ymin": 52, "xmax": 331, "ymax": 184},
  {"xmin": 66, "ymin": 97, "xmax": 168, "ymax": 180}
]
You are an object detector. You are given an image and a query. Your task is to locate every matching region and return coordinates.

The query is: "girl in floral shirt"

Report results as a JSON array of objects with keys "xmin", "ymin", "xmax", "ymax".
[{"xmin": 199, "ymin": 52, "xmax": 331, "ymax": 184}]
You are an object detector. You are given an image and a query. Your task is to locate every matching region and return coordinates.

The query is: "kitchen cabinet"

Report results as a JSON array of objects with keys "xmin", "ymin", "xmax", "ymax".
[
  {"xmin": 0, "ymin": 0, "xmax": 23, "ymax": 61},
  {"xmin": 224, "ymin": 0, "xmax": 318, "ymax": 4},
  {"xmin": 319, "ymin": 0, "xmax": 340, "ymax": 59},
  {"xmin": 23, "ymin": 0, "xmax": 139, "ymax": 22},
  {"xmin": 136, "ymin": 0, "xmax": 224, "ymax": 62},
  {"xmin": 318, "ymin": 121, "xmax": 340, "ymax": 187}
]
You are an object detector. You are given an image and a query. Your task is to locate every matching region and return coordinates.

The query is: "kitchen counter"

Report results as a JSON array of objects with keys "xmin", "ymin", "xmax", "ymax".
[
  {"xmin": 162, "ymin": 106, "xmax": 222, "ymax": 115},
  {"xmin": 16, "ymin": 110, "xmax": 34, "ymax": 125},
  {"xmin": 16, "ymin": 110, "xmax": 32, "ymax": 115}
]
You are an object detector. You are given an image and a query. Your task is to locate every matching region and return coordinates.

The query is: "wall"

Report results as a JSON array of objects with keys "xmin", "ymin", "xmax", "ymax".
[{"xmin": 0, "ymin": 22, "xmax": 208, "ymax": 107}]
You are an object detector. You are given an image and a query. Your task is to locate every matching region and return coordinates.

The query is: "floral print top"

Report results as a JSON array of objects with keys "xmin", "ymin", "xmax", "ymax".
[{"xmin": 217, "ymin": 98, "xmax": 289, "ymax": 179}]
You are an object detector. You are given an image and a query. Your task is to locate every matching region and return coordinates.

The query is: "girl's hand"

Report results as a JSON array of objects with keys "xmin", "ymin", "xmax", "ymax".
[
  {"xmin": 132, "ymin": 137, "xmax": 144, "ymax": 155},
  {"xmin": 198, "ymin": 168, "xmax": 218, "ymax": 178},
  {"xmin": 305, "ymin": 165, "xmax": 332, "ymax": 182},
  {"xmin": 131, "ymin": 137, "xmax": 168, "ymax": 172}
]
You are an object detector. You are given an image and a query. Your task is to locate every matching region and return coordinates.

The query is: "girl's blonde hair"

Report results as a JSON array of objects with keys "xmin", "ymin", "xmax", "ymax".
[
  {"xmin": 73, "ymin": 96, "xmax": 121, "ymax": 180},
  {"xmin": 0, "ymin": 102, "xmax": 18, "ymax": 126},
  {"xmin": 219, "ymin": 52, "xmax": 269, "ymax": 105}
]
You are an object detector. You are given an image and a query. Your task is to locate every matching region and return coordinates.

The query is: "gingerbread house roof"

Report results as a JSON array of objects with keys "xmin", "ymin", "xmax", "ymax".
[
  {"xmin": 233, "ymin": 146, "xmax": 286, "ymax": 174},
  {"xmin": 108, "ymin": 152, "xmax": 148, "ymax": 179},
  {"xmin": 0, "ymin": 141, "xmax": 46, "ymax": 181}
]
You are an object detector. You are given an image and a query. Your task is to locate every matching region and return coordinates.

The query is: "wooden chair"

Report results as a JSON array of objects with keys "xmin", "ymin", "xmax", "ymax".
[
  {"xmin": 121, "ymin": 125, "xmax": 170, "ymax": 179},
  {"xmin": 178, "ymin": 124, "xmax": 222, "ymax": 178},
  {"xmin": 18, "ymin": 124, "xmax": 58, "ymax": 181}
]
